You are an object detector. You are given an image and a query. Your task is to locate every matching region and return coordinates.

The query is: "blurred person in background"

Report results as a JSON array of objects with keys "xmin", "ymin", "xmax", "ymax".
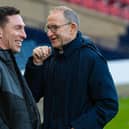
[
  {"xmin": 25, "ymin": 6, "xmax": 118, "ymax": 129},
  {"xmin": 0, "ymin": 6, "xmax": 41, "ymax": 129}
]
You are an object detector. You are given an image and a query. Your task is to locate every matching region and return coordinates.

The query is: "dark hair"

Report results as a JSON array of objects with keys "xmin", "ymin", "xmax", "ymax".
[{"xmin": 0, "ymin": 6, "xmax": 20, "ymax": 27}]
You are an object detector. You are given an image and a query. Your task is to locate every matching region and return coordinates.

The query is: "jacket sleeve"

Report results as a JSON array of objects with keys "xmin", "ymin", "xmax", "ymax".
[
  {"xmin": 71, "ymin": 53, "xmax": 119, "ymax": 129},
  {"xmin": 24, "ymin": 57, "xmax": 44, "ymax": 102},
  {"xmin": 0, "ymin": 118, "xmax": 9, "ymax": 129},
  {"xmin": 0, "ymin": 71, "xmax": 8, "ymax": 129}
]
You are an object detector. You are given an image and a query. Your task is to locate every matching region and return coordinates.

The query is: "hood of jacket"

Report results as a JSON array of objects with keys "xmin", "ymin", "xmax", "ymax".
[{"xmin": 52, "ymin": 31, "xmax": 105, "ymax": 61}]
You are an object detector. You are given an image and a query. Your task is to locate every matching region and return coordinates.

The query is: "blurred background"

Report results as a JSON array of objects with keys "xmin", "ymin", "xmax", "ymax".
[{"xmin": 0, "ymin": 0, "xmax": 129, "ymax": 128}]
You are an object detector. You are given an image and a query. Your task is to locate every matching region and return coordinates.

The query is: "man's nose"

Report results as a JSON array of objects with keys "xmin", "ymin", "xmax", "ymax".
[
  {"xmin": 21, "ymin": 29, "xmax": 27, "ymax": 39},
  {"xmin": 47, "ymin": 29, "xmax": 55, "ymax": 37}
]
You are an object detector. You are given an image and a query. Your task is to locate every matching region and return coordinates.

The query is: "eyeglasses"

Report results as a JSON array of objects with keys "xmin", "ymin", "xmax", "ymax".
[{"xmin": 45, "ymin": 22, "xmax": 71, "ymax": 33}]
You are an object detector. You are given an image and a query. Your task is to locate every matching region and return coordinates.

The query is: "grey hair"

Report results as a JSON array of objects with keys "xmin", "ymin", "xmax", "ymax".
[{"xmin": 49, "ymin": 6, "xmax": 80, "ymax": 28}]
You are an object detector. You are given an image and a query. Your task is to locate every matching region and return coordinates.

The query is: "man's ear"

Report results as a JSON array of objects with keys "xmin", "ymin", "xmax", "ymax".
[
  {"xmin": 71, "ymin": 23, "xmax": 78, "ymax": 32},
  {"xmin": 71, "ymin": 23, "xmax": 77, "ymax": 31},
  {"xmin": 70, "ymin": 23, "xmax": 78, "ymax": 35}
]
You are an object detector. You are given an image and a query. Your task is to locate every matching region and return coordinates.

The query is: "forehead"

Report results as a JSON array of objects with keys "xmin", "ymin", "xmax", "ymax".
[
  {"xmin": 47, "ymin": 11, "xmax": 66, "ymax": 23},
  {"xmin": 6, "ymin": 15, "xmax": 25, "ymax": 26}
]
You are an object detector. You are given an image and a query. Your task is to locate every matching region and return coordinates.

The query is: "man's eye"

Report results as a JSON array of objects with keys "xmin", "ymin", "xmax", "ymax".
[
  {"xmin": 51, "ymin": 25, "xmax": 58, "ymax": 29},
  {"xmin": 15, "ymin": 25, "xmax": 23, "ymax": 30}
]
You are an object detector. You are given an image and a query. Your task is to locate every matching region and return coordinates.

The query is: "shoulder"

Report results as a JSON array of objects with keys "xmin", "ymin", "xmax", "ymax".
[{"xmin": 80, "ymin": 37, "xmax": 106, "ymax": 63}]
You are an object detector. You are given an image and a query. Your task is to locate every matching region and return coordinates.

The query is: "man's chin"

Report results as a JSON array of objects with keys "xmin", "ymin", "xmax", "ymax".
[
  {"xmin": 52, "ymin": 44, "xmax": 60, "ymax": 49},
  {"xmin": 13, "ymin": 49, "xmax": 21, "ymax": 53}
]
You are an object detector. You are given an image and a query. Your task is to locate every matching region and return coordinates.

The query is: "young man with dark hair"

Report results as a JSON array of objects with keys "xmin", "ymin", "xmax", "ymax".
[{"xmin": 0, "ymin": 6, "xmax": 41, "ymax": 129}]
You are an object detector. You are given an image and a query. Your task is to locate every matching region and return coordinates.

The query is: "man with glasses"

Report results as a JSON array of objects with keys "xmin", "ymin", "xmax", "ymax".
[{"xmin": 25, "ymin": 6, "xmax": 118, "ymax": 129}]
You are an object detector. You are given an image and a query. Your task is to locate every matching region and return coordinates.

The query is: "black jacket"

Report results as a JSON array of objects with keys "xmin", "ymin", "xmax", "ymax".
[{"xmin": 0, "ymin": 49, "xmax": 41, "ymax": 129}]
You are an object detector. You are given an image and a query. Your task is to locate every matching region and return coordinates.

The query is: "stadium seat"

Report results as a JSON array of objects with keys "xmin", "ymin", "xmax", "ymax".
[
  {"xmin": 119, "ymin": 0, "xmax": 127, "ymax": 4},
  {"xmin": 95, "ymin": 0, "xmax": 110, "ymax": 14},
  {"xmin": 82, "ymin": 0, "xmax": 96, "ymax": 9},
  {"xmin": 109, "ymin": 2, "xmax": 122, "ymax": 17},
  {"xmin": 121, "ymin": 5, "xmax": 129, "ymax": 20},
  {"xmin": 125, "ymin": 0, "xmax": 129, "ymax": 4}
]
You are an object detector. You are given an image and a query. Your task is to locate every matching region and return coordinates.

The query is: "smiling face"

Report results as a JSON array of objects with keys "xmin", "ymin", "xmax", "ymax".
[
  {"xmin": 46, "ymin": 11, "xmax": 76, "ymax": 49},
  {"xmin": 0, "ymin": 14, "xmax": 26, "ymax": 53}
]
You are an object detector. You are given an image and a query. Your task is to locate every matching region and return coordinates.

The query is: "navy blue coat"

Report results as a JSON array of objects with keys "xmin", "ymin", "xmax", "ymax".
[{"xmin": 25, "ymin": 31, "xmax": 118, "ymax": 129}]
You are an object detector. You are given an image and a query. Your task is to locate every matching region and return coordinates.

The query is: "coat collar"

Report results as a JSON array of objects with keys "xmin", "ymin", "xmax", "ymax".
[
  {"xmin": 53, "ymin": 31, "xmax": 85, "ymax": 58},
  {"xmin": 0, "ymin": 49, "xmax": 14, "ymax": 63}
]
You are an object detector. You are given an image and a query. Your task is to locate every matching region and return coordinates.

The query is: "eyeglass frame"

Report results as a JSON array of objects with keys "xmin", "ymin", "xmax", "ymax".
[{"xmin": 44, "ymin": 22, "xmax": 71, "ymax": 33}]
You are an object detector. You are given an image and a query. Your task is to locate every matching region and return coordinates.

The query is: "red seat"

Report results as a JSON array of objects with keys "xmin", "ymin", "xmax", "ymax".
[
  {"xmin": 125, "ymin": 0, "xmax": 129, "ymax": 4},
  {"xmin": 96, "ymin": 0, "xmax": 110, "ymax": 14},
  {"xmin": 119, "ymin": 0, "xmax": 129, "ymax": 4},
  {"xmin": 82, "ymin": 0, "xmax": 96, "ymax": 9},
  {"xmin": 119, "ymin": 0, "xmax": 127, "ymax": 4},
  {"xmin": 109, "ymin": 2, "xmax": 121, "ymax": 17},
  {"xmin": 121, "ymin": 6, "xmax": 129, "ymax": 20}
]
